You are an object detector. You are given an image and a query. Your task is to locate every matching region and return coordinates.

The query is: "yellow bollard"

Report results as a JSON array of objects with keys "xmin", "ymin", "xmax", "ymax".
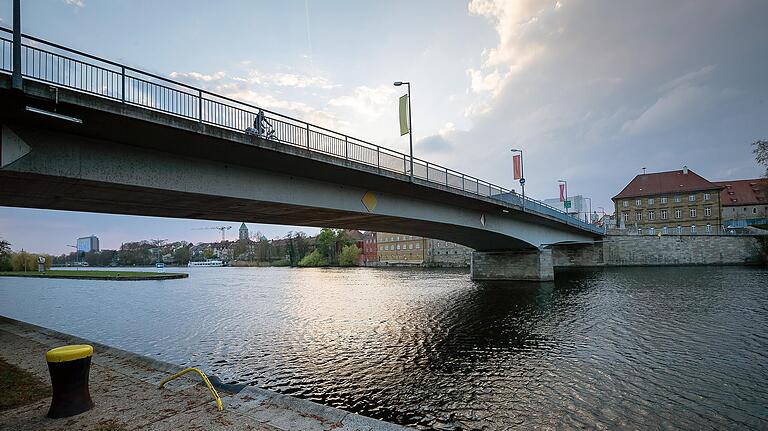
[{"xmin": 45, "ymin": 344, "xmax": 95, "ymax": 418}]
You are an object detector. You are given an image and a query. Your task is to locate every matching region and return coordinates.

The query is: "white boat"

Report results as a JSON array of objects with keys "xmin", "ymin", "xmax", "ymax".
[{"xmin": 187, "ymin": 260, "xmax": 224, "ymax": 267}]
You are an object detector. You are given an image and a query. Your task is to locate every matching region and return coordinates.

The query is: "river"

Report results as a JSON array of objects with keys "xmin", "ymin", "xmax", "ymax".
[{"xmin": 1, "ymin": 266, "xmax": 766, "ymax": 430}]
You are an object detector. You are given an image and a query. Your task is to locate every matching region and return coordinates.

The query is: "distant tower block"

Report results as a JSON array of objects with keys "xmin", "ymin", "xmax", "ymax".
[{"xmin": 239, "ymin": 223, "xmax": 249, "ymax": 241}]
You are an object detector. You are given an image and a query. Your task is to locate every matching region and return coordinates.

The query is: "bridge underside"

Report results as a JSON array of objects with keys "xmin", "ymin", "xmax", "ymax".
[{"xmin": 0, "ymin": 80, "xmax": 600, "ymax": 278}]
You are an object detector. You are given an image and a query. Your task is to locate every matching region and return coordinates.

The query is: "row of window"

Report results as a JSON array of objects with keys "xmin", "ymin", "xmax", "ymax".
[
  {"xmin": 379, "ymin": 235, "xmax": 420, "ymax": 242},
  {"xmin": 622, "ymin": 193, "xmax": 711, "ymax": 208},
  {"xmin": 380, "ymin": 243, "xmax": 422, "ymax": 251},
  {"xmin": 622, "ymin": 207, "xmax": 713, "ymax": 221},
  {"xmin": 638, "ymin": 224, "xmax": 713, "ymax": 235}
]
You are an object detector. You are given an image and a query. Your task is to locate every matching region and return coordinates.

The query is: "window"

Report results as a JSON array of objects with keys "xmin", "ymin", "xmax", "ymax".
[
  {"xmin": 637, "ymin": 228, "xmax": 642, "ymax": 235},
  {"xmin": 409, "ymin": 244, "xmax": 414, "ymax": 250},
  {"xmin": 676, "ymin": 225, "xmax": 682, "ymax": 234},
  {"xmin": 675, "ymin": 209, "xmax": 682, "ymax": 219},
  {"xmin": 706, "ymin": 224, "xmax": 712, "ymax": 234},
  {"xmin": 703, "ymin": 192, "xmax": 710, "ymax": 200},
  {"xmin": 622, "ymin": 213, "xmax": 629, "ymax": 222},
  {"xmin": 648, "ymin": 210, "xmax": 655, "ymax": 220},
  {"xmin": 674, "ymin": 195, "xmax": 681, "ymax": 203},
  {"xmin": 754, "ymin": 208, "xmax": 758, "ymax": 214},
  {"xmin": 648, "ymin": 197, "xmax": 655, "ymax": 205},
  {"xmin": 660, "ymin": 209, "xmax": 668, "ymax": 220},
  {"xmin": 660, "ymin": 196, "xmax": 668, "ymax": 204},
  {"xmin": 689, "ymin": 194, "xmax": 696, "ymax": 202},
  {"xmin": 704, "ymin": 207, "xmax": 712, "ymax": 217},
  {"xmin": 690, "ymin": 208, "xmax": 697, "ymax": 218},
  {"xmin": 636, "ymin": 199, "xmax": 642, "ymax": 206},
  {"xmin": 690, "ymin": 225, "xmax": 697, "ymax": 234},
  {"xmin": 396, "ymin": 245, "xmax": 401, "ymax": 250},
  {"xmin": 648, "ymin": 227, "xmax": 655, "ymax": 235},
  {"xmin": 662, "ymin": 226, "xmax": 668, "ymax": 234},
  {"xmin": 623, "ymin": 200, "xmax": 629, "ymax": 208},
  {"xmin": 415, "ymin": 243, "xmax": 421, "ymax": 249},
  {"xmin": 635, "ymin": 212, "xmax": 642, "ymax": 221}
]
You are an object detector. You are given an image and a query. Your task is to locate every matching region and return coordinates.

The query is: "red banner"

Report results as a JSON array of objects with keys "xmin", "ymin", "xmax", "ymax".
[
  {"xmin": 559, "ymin": 183, "xmax": 565, "ymax": 202},
  {"xmin": 512, "ymin": 154, "xmax": 522, "ymax": 180}
]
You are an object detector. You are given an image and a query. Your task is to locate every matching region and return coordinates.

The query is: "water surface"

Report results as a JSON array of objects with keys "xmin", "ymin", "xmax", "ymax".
[{"xmin": 1, "ymin": 266, "xmax": 766, "ymax": 430}]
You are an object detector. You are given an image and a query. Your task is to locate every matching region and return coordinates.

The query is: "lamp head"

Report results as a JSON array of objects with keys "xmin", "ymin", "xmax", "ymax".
[{"xmin": 393, "ymin": 81, "xmax": 403, "ymax": 86}]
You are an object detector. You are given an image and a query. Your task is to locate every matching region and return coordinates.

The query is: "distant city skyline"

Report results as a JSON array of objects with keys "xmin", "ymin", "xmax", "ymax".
[{"xmin": 0, "ymin": 0, "xmax": 766, "ymax": 254}]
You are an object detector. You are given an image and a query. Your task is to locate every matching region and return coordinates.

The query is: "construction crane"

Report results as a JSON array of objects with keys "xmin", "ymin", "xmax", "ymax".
[{"xmin": 193, "ymin": 226, "xmax": 232, "ymax": 242}]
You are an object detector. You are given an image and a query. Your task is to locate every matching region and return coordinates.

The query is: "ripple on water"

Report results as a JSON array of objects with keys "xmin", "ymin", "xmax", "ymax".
[{"xmin": 0, "ymin": 265, "xmax": 767, "ymax": 430}]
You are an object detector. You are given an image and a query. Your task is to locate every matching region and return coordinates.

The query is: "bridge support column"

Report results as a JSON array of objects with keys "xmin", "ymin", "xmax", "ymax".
[{"xmin": 470, "ymin": 249, "xmax": 554, "ymax": 281}]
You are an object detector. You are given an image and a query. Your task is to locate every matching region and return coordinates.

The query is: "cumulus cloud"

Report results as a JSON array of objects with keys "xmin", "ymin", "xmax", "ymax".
[{"xmin": 64, "ymin": 0, "xmax": 85, "ymax": 7}]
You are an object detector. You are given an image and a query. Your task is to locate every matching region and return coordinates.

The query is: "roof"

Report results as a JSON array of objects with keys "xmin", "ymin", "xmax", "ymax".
[
  {"xmin": 613, "ymin": 169, "xmax": 722, "ymax": 200},
  {"xmin": 713, "ymin": 178, "xmax": 768, "ymax": 207}
]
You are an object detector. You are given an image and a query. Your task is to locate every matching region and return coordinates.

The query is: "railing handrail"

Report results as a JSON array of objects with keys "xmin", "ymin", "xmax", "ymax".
[{"xmin": 0, "ymin": 27, "xmax": 604, "ymax": 235}]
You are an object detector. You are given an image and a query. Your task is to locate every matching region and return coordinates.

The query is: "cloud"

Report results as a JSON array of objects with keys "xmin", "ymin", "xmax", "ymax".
[
  {"xmin": 418, "ymin": 134, "xmax": 453, "ymax": 153},
  {"xmin": 64, "ymin": 0, "xmax": 85, "ymax": 7},
  {"xmin": 169, "ymin": 71, "xmax": 227, "ymax": 82},
  {"xmin": 327, "ymin": 85, "xmax": 396, "ymax": 119},
  {"xmin": 621, "ymin": 65, "xmax": 720, "ymax": 136},
  {"xmin": 239, "ymin": 70, "xmax": 338, "ymax": 89}
]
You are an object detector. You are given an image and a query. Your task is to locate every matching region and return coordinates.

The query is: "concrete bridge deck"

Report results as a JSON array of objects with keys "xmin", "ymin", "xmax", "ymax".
[{"xmin": 0, "ymin": 29, "xmax": 603, "ymax": 279}]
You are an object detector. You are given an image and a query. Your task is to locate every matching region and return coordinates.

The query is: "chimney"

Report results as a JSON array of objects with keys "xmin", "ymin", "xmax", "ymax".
[{"xmin": 682, "ymin": 165, "xmax": 688, "ymax": 175}]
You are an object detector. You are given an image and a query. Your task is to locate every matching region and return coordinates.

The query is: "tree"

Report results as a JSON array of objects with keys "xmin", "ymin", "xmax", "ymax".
[
  {"xmin": 315, "ymin": 228, "xmax": 337, "ymax": 261},
  {"xmin": 298, "ymin": 249, "xmax": 328, "ymax": 267},
  {"xmin": 338, "ymin": 244, "xmax": 361, "ymax": 267},
  {"xmin": 173, "ymin": 246, "xmax": 191, "ymax": 265},
  {"xmin": 10, "ymin": 251, "xmax": 36, "ymax": 272},
  {"xmin": 754, "ymin": 139, "xmax": 768, "ymax": 177},
  {"xmin": 0, "ymin": 240, "xmax": 11, "ymax": 271}
]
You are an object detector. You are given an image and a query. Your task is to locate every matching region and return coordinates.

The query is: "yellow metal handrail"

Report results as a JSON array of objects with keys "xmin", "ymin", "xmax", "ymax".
[{"xmin": 158, "ymin": 367, "xmax": 223, "ymax": 411}]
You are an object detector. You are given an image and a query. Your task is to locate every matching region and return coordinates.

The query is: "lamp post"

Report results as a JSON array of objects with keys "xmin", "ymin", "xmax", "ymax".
[
  {"xmin": 394, "ymin": 81, "xmax": 413, "ymax": 182},
  {"xmin": 558, "ymin": 179, "xmax": 568, "ymax": 214},
  {"xmin": 585, "ymin": 197, "xmax": 592, "ymax": 223},
  {"xmin": 510, "ymin": 148, "xmax": 525, "ymax": 211}
]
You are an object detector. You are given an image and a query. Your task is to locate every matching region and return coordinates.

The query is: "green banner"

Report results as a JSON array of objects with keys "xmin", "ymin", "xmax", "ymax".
[{"xmin": 399, "ymin": 94, "xmax": 409, "ymax": 136}]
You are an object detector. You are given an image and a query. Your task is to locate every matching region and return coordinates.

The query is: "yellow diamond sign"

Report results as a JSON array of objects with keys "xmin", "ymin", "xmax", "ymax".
[{"xmin": 361, "ymin": 191, "xmax": 378, "ymax": 212}]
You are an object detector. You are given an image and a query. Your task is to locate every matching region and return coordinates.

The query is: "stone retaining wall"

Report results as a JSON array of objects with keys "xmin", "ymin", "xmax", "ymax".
[{"xmin": 553, "ymin": 235, "xmax": 766, "ymax": 267}]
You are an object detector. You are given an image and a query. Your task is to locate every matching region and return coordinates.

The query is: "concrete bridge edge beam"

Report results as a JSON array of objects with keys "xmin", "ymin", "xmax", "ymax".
[{"xmin": 470, "ymin": 249, "xmax": 555, "ymax": 282}]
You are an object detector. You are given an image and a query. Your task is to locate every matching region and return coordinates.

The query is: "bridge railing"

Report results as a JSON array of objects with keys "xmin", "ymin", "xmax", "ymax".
[{"xmin": 0, "ymin": 28, "xmax": 603, "ymax": 235}]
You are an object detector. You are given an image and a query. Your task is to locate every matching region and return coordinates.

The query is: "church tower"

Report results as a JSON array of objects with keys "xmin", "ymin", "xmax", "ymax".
[{"xmin": 239, "ymin": 223, "xmax": 249, "ymax": 241}]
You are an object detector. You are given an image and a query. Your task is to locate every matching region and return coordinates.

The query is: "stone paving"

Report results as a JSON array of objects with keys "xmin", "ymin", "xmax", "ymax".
[{"xmin": 0, "ymin": 317, "xmax": 408, "ymax": 431}]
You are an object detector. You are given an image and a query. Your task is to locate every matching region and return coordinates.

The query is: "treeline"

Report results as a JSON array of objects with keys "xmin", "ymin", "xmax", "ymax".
[
  {"xmin": 297, "ymin": 228, "xmax": 360, "ymax": 267},
  {"xmin": 0, "ymin": 240, "xmax": 52, "ymax": 271}
]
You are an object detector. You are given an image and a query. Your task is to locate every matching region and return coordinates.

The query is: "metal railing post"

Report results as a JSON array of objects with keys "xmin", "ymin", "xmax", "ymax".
[
  {"xmin": 426, "ymin": 162, "xmax": 429, "ymax": 181},
  {"xmin": 197, "ymin": 90, "xmax": 202, "ymax": 122},
  {"xmin": 344, "ymin": 136, "xmax": 349, "ymax": 160},
  {"xmin": 12, "ymin": 0, "xmax": 22, "ymax": 90},
  {"xmin": 445, "ymin": 168, "xmax": 449, "ymax": 186},
  {"xmin": 120, "ymin": 66, "xmax": 125, "ymax": 103},
  {"xmin": 462, "ymin": 174, "xmax": 465, "ymax": 191},
  {"xmin": 403, "ymin": 154, "xmax": 407, "ymax": 175},
  {"xmin": 306, "ymin": 124, "xmax": 311, "ymax": 149},
  {"xmin": 376, "ymin": 147, "xmax": 380, "ymax": 171}
]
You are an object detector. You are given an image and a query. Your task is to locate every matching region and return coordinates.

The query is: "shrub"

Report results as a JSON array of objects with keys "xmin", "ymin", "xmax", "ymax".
[
  {"xmin": 338, "ymin": 244, "xmax": 361, "ymax": 267},
  {"xmin": 298, "ymin": 249, "xmax": 329, "ymax": 267}
]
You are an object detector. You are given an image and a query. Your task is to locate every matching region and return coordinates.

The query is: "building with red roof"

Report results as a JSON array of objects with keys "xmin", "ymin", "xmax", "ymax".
[
  {"xmin": 612, "ymin": 166, "xmax": 724, "ymax": 235},
  {"xmin": 713, "ymin": 178, "xmax": 768, "ymax": 227}
]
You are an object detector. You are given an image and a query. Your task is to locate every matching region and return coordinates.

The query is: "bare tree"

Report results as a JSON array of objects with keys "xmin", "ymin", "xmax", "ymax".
[{"xmin": 754, "ymin": 139, "xmax": 768, "ymax": 177}]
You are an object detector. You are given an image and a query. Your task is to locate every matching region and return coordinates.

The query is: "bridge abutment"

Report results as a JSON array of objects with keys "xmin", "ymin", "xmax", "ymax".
[{"xmin": 470, "ymin": 249, "xmax": 555, "ymax": 281}]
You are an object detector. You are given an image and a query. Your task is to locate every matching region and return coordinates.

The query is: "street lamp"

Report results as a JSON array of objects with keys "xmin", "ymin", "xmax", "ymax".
[
  {"xmin": 558, "ymin": 179, "xmax": 569, "ymax": 214},
  {"xmin": 394, "ymin": 81, "xmax": 414, "ymax": 182},
  {"xmin": 67, "ymin": 244, "xmax": 78, "ymax": 270},
  {"xmin": 584, "ymin": 197, "xmax": 593, "ymax": 223},
  {"xmin": 510, "ymin": 148, "xmax": 525, "ymax": 211}
]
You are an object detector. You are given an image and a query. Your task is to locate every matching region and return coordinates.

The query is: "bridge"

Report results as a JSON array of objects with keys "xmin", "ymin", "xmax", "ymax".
[{"xmin": 0, "ymin": 28, "xmax": 603, "ymax": 281}]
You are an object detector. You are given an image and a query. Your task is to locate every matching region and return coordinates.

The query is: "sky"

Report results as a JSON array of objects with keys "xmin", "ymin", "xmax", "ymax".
[{"xmin": 0, "ymin": 0, "xmax": 766, "ymax": 254}]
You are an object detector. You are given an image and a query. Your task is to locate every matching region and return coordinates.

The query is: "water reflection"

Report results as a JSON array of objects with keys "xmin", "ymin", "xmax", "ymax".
[{"xmin": 0, "ymin": 265, "xmax": 766, "ymax": 430}]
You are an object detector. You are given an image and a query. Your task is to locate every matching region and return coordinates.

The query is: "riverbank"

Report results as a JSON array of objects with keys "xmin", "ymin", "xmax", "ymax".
[
  {"xmin": 0, "ymin": 316, "xmax": 408, "ymax": 430},
  {"xmin": 0, "ymin": 270, "xmax": 188, "ymax": 281}
]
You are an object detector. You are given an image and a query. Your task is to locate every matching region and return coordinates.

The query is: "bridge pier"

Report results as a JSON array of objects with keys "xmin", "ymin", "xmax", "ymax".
[{"xmin": 470, "ymin": 249, "xmax": 554, "ymax": 282}]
